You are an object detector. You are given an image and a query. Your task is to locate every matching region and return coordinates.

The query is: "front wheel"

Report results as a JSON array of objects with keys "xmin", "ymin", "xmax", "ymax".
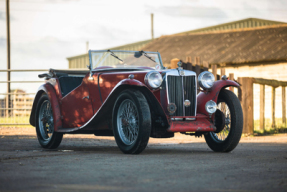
[
  {"xmin": 112, "ymin": 90, "xmax": 151, "ymax": 154},
  {"xmin": 35, "ymin": 94, "xmax": 63, "ymax": 149},
  {"xmin": 204, "ymin": 89, "xmax": 243, "ymax": 152}
]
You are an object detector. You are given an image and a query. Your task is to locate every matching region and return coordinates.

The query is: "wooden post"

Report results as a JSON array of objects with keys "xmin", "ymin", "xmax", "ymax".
[
  {"xmin": 196, "ymin": 57, "xmax": 201, "ymax": 66},
  {"xmin": 6, "ymin": 0, "xmax": 11, "ymax": 117},
  {"xmin": 282, "ymin": 86, "xmax": 286, "ymax": 126},
  {"xmin": 195, "ymin": 57, "xmax": 201, "ymax": 77},
  {"xmin": 185, "ymin": 56, "xmax": 192, "ymax": 71},
  {"xmin": 229, "ymin": 73, "xmax": 234, "ymax": 92},
  {"xmin": 220, "ymin": 68, "xmax": 225, "ymax": 77},
  {"xmin": 151, "ymin": 13, "xmax": 154, "ymax": 40},
  {"xmin": 170, "ymin": 58, "xmax": 180, "ymax": 69},
  {"xmin": 271, "ymin": 87, "xmax": 276, "ymax": 128},
  {"xmin": 211, "ymin": 64, "xmax": 217, "ymax": 80},
  {"xmin": 238, "ymin": 77, "xmax": 254, "ymax": 134},
  {"xmin": 260, "ymin": 84, "xmax": 265, "ymax": 132},
  {"xmin": 203, "ymin": 61, "xmax": 209, "ymax": 71}
]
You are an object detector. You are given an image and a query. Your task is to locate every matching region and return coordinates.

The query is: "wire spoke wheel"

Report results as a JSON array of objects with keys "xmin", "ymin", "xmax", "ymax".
[
  {"xmin": 211, "ymin": 102, "xmax": 231, "ymax": 142},
  {"xmin": 35, "ymin": 94, "xmax": 63, "ymax": 149},
  {"xmin": 204, "ymin": 89, "xmax": 243, "ymax": 152},
  {"xmin": 117, "ymin": 99, "xmax": 139, "ymax": 145},
  {"xmin": 113, "ymin": 90, "xmax": 151, "ymax": 154},
  {"xmin": 38, "ymin": 100, "xmax": 54, "ymax": 141}
]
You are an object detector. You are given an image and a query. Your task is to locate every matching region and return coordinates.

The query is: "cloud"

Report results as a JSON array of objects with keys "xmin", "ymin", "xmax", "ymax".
[
  {"xmin": 149, "ymin": 5, "xmax": 228, "ymax": 19},
  {"xmin": 45, "ymin": 0, "xmax": 80, "ymax": 2},
  {"xmin": 0, "ymin": 11, "xmax": 5, "ymax": 20},
  {"xmin": 0, "ymin": 38, "xmax": 5, "ymax": 47}
]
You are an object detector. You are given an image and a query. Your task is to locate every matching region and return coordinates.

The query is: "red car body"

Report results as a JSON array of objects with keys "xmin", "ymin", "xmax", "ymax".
[{"xmin": 30, "ymin": 68, "xmax": 239, "ymax": 135}]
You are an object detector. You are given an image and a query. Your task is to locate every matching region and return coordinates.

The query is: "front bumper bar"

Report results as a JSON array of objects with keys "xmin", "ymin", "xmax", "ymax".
[{"xmin": 168, "ymin": 114, "xmax": 216, "ymax": 132}]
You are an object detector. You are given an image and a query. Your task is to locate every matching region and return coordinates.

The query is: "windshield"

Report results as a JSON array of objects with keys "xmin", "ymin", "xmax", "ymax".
[{"xmin": 89, "ymin": 50, "xmax": 163, "ymax": 70}]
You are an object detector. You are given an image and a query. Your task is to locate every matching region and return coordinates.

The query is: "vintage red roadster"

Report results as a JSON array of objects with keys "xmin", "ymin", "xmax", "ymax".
[{"xmin": 30, "ymin": 50, "xmax": 243, "ymax": 154}]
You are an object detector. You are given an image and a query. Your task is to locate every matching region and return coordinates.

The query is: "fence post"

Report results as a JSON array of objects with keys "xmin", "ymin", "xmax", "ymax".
[
  {"xmin": 238, "ymin": 77, "xmax": 254, "ymax": 134},
  {"xmin": 185, "ymin": 56, "xmax": 193, "ymax": 71},
  {"xmin": 260, "ymin": 84, "xmax": 265, "ymax": 132},
  {"xmin": 211, "ymin": 64, "xmax": 217, "ymax": 80},
  {"xmin": 194, "ymin": 57, "xmax": 201, "ymax": 77},
  {"xmin": 229, "ymin": 73, "xmax": 234, "ymax": 92},
  {"xmin": 220, "ymin": 68, "xmax": 225, "ymax": 77},
  {"xmin": 282, "ymin": 86, "xmax": 286, "ymax": 127},
  {"xmin": 271, "ymin": 87, "xmax": 276, "ymax": 128},
  {"xmin": 203, "ymin": 61, "xmax": 209, "ymax": 71}
]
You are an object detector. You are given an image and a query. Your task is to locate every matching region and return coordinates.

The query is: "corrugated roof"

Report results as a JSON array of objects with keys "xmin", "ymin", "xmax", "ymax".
[
  {"xmin": 142, "ymin": 25, "xmax": 287, "ymax": 65},
  {"xmin": 176, "ymin": 18, "xmax": 286, "ymax": 35}
]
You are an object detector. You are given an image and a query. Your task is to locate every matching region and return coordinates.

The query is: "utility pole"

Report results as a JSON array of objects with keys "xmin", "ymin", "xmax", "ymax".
[
  {"xmin": 86, "ymin": 41, "xmax": 89, "ymax": 53},
  {"xmin": 151, "ymin": 13, "xmax": 154, "ymax": 40},
  {"xmin": 6, "ymin": 0, "xmax": 11, "ymax": 117}
]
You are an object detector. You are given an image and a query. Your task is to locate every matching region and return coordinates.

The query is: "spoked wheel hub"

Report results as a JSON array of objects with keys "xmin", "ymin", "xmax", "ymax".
[
  {"xmin": 117, "ymin": 99, "xmax": 139, "ymax": 145},
  {"xmin": 211, "ymin": 102, "xmax": 231, "ymax": 142},
  {"xmin": 38, "ymin": 100, "xmax": 54, "ymax": 142}
]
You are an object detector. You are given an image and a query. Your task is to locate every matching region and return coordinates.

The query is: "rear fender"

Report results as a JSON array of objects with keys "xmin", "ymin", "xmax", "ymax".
[
  {"xmin": 29, "ymin": 83, "xmax": 62, "ymax": 131},
  {"xmin": 197, "ymin": 80, "xmax": 240, "ymax": 116}
]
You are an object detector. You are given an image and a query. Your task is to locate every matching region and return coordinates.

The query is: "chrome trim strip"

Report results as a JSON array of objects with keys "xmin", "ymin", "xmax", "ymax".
[
  {"xmin": 182, "ymin": 76, "xmax": 185, "ymax": 116},
  {"xmin": 186, "ymin": 118, "xmax": 196, "ymax": 121}
]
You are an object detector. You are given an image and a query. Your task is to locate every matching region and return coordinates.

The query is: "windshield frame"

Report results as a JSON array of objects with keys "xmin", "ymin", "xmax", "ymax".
[{"xmin": 88, "ymin": 50, "xmax": 164, "ymax": 70}]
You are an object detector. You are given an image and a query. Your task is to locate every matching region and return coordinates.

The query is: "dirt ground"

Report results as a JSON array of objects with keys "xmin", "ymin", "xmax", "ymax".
[{"xmin": 0, "ymin": 127, "xmax": 286, "ymax": 192}]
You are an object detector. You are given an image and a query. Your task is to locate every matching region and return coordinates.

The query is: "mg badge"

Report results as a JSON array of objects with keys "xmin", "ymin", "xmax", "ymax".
[
  {"xmin": 184, "ymin": 100, "xmax": 191, "ymax": 107},
  {"xmin": 179, "ymin": 70, "xmax": 185, "ymax": 76}
]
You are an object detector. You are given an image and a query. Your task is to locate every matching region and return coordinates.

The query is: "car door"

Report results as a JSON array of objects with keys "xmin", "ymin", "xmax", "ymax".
[{"xmin": 60, "ymin": 76, "xmax": 94, "ymax": 128}]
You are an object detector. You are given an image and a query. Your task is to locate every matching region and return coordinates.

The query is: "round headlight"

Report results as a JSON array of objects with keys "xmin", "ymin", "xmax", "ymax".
[
  {"xmin": 198, "ymin": 71, "xmax": 215, "ymax": 89},
  {"xmin": 144, "ymin": 71, "xmax": 163, "ymax": 89},
  {"xmin": 205, "ymin": 100, "xmax": 217, "ymax": 114}
]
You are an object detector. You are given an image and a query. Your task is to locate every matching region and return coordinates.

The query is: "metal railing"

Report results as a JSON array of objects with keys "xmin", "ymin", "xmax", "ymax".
[{"xmin": 0, "ymin": 69, "xmax": 47, "ymax": 126}]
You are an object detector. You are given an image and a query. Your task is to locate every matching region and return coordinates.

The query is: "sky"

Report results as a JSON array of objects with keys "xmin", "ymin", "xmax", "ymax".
[{"xmin": 0, "ymin": 0, "xmax": 286, "ymax": 94}]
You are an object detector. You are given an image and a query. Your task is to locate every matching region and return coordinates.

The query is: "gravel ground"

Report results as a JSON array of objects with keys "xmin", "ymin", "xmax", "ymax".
[{"xmin": 0, "ymin": 127, "xmax": 287, "ymax": 192}]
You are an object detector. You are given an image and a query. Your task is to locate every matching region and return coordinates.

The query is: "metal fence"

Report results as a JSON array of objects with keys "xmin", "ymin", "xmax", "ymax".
[{"xmin": 0, "ymin": 69, "xmax": 47, "ymax": 126}]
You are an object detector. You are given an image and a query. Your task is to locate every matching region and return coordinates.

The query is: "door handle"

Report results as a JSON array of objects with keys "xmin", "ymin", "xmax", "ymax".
[{"xmin": 82, "ymin": 96, "xmax": 89, "ymax": 100}]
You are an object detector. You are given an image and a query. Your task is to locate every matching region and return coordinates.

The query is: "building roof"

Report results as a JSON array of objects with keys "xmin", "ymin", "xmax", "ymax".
[
  {"xmin": 176, "ymin": 18, "xmax": 286, "ymax": 35},
  {"xmin": 142, "ymin": 25, "xmax": 287, "ymax": 65}
]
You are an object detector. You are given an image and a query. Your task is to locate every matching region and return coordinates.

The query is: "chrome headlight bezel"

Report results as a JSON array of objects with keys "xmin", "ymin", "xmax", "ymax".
[
  {"xmin": 205, "ymin": 100, "xmax": 217, "ymax": 114},
  {"xmin": 198, "ymin": 71, "xmax": 215, "ymax": 89},
  {"xmin": 144, "ymin": 71, "xmax": 163, "ymax": 89}
]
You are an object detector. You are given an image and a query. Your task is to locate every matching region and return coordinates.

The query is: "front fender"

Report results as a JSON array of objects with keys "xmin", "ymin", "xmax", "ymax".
[
  {"xmin": 197, "ymin": 80, "xmax": 240, "ymax": 116},
  {"xmin": 116, "ymin": 78, "xmax": 146, "ymax": 87},
  {"xmin": 29, "ymin": 83, "xmax": 62, "ymax": 131}
]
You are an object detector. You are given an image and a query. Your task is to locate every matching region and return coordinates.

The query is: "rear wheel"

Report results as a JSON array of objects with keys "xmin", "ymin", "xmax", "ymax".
[
  {"xmin": 112, "ymin": 90, "xmax": 151, "ymax": 154},
  {"xmin": 204, "ymin": 89, "xmax": 243, "ymax": 152},
  {"xmin": 35, "ymin": 94, "xmax": 63, "ymax": 149}
]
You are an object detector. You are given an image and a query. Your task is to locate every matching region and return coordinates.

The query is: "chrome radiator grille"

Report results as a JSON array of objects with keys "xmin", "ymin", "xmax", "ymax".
[{"xmin": 167, "ymin": 75, "xmax": 196, "ymax": 116}]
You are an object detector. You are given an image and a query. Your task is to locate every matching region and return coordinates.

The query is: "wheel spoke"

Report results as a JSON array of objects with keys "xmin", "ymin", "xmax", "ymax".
[
  {"xmin": 38, "ymin": 100, "xmax": 54, "ymax": 141},
  {"xmin": 117, "ymin": 99, "xmax": 139, "ymax": 145},
  {"xmin": 212, "ymin": 101, "xmax": 231, "ymax": 142}
]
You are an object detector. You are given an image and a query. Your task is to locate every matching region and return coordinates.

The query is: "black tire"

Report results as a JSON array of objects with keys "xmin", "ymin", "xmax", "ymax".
[
  {"xmin": 204, "ymin": 89, "xmax": 243, "ymax": 152},
  {"xmin": 112, "ymin": 90, "xmax": 151, "ymax": 154},
  {"xmin": 35, "ymin": 94, "xmax": 63, "ymax": 149}
]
